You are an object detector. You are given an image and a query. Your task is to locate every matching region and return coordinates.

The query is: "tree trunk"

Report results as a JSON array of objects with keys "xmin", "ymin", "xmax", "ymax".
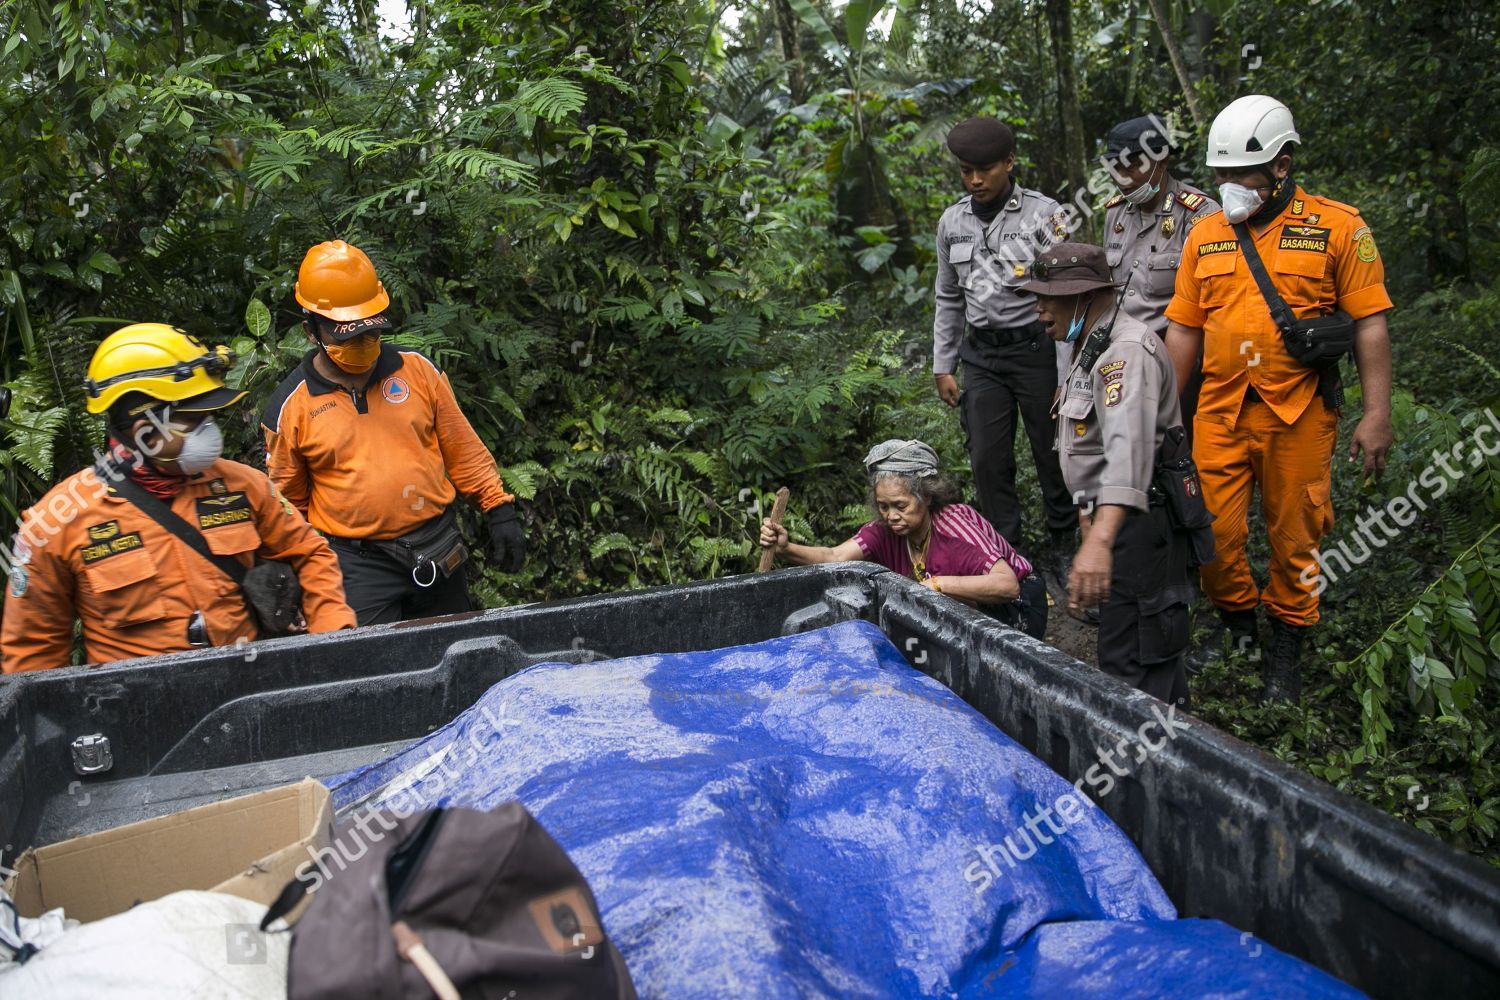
[
  {"xmin": 1144, "ymin": 0, "xmax": 1206, "ymax": 130},
  {"xmin": 1044, "ymin": 0, "xmax": 1090, "ymax": 239},
  {"xmin": 772, "ymin": 0, "xmax": 807, "ymax": 105},
  {"xmin": 1124, "ymin": 0, "xmax": 1143, "ymax": 110}
]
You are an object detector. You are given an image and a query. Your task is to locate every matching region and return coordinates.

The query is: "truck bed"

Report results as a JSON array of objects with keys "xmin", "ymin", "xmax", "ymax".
[{"xmin": 1, "ymin": 564, "xmax": 1496, "ymax": 997}]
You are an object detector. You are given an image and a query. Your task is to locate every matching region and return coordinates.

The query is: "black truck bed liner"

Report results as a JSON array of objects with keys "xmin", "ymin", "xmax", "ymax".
[{"xmin": 1, "ymin": 564, "xmax": 1495, "ymax": 997}]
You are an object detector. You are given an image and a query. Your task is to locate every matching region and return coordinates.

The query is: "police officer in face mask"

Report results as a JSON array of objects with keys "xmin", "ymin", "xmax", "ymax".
[
  {"xmin": 931, "ymin": 117, "xmax": 1078, "ymax": 573},
  {"xmin": 1101, "ymin": 115, "xmax": 1218, "ymax": 430},
  {"xmin": 262, "ymin": 241, "xmax": 527, "ymax": 626}
]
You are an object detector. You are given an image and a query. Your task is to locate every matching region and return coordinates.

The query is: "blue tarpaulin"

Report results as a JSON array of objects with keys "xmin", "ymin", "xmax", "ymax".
[{"xmin": 326, "ymin": 620, "xmax": 1363, "ymax": 999}]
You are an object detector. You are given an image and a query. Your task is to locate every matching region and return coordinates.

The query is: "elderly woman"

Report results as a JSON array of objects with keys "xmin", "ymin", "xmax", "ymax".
[{"xmin": 758, "ymin": 439, "xmax": 1045, "ymax": 636}]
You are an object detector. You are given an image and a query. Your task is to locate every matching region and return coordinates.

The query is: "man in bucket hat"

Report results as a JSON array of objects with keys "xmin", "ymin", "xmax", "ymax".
[{"xmin": 1020, "ymin": 243, "xmax": 1195, "ymax": 706}]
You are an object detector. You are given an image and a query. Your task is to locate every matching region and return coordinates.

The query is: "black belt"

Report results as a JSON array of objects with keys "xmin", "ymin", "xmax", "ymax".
[
  {"xmin": 965, "ymin": 320, "xmax": 1043, "ymax": 348},
  {"xmin": 327, "ymin": 508, "xmax": 454, "ymax": 556}
]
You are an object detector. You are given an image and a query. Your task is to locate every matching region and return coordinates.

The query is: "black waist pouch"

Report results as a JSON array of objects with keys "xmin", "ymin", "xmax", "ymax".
[
  {"xmin": 1281, "ymin": 309, "xmax": 1355, "ymax": 366},
  {"xmin": 1152, "ymin": 425, "xmax": 1217, "ymax": 567},
  {"xmin": 371, "ymin": 508, "xmax": 468, "ymax": 585}
]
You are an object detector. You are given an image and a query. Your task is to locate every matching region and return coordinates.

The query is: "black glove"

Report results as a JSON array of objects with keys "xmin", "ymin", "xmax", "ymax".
[{"xmin": 486, "ymin": 503, "xmax": 527, "ymax": 573}]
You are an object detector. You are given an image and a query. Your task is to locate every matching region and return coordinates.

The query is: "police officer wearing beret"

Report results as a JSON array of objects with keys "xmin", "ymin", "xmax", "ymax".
[
  {"xmin": 1101, "ymin": 115, "xmax": 1218, "ymax": 430},
  {"xmin": 1021, "ymin": 243, "xmax": 1196, "ymax": 706},
  {"xmin": 932, "ymin": 117, "xmax": 1077, "ymax": 570}
]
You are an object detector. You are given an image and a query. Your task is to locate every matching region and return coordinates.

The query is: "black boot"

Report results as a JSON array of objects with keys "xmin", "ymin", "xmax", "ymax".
[
  {"xmin": 1186, "ymin": 607, "xmax": 1258, "ymax": 674},
  {"xmin": 1262, "ymin": 618, "xmax": 1307, "ymax": 702}
]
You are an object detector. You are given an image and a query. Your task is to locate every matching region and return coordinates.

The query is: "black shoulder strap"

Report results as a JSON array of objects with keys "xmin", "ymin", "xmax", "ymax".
[
  {"xmin": 1078, "ymin": 268, "xmax": 1135, "ymax": 373},
  {"xmin": 1231, "ymin": 222, "xmax": 1298, "ymax": 336},
  {"xmin": 99, "ymin": 463, "xmax": 247, "ymax": 588}
]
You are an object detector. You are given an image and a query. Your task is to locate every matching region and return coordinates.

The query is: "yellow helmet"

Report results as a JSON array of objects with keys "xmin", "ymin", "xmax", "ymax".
[{"xmin": 83, "ymin": 324, "xmax": 244, "ymax": 416}]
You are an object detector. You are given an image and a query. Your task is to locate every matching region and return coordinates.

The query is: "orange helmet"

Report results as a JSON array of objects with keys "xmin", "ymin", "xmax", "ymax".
[{"xmin": 293, "ymin": 240, "xmax": 390, "ymax": 321}]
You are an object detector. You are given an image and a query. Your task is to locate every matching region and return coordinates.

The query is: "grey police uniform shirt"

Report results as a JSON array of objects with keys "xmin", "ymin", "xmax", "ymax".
[
  {"xmin": 1102, "ymin": 176, "xmax": 1218, "ymax": 339},
  {"xmin": 1055, "ymin": 310, "xmax": 1183, "ymax": 512},
  {"xmin": 932, "ymin": 187, "xmax": 1069, "ymax": 375}
]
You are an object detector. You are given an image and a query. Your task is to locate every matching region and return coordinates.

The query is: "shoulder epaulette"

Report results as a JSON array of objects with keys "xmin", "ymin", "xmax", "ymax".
[
  {"xmin": 1177, "ymin": 190, "xmax": 1208, "ymax": 212},
  {"xmin": 1105, "ymin": 194, "xmax": 1124, "ymax": 209},
  {"xmin": 1311, "ymin": 194, "xmax": 1360, "ymax": 217}
]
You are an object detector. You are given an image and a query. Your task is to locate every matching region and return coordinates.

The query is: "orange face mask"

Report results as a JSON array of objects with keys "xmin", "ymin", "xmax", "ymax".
[{"xmin": 324, "ymin": 335, "xmax": 381, "ymax": 374}]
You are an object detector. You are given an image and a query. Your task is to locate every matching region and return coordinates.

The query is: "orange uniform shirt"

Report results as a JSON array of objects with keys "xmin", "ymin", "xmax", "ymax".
[
  {"xmin": 1165, "ymin": 187, "xmax": 1393, "ymax": 428},
  {"xmin": 2, "ymin": 459, "xmax": 355, "ymax": 673},
  {"xmin": 262, "ymin": 345, "xmax": 513, "ymax": 540}
]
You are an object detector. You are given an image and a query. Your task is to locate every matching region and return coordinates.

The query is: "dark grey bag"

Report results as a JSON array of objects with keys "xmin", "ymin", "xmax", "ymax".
[{"xmin": 261, "ymin": 803, "xmax": 636, "ymax": 1000}]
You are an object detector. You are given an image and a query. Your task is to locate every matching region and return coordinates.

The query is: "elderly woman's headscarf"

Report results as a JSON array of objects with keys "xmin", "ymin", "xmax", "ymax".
[{"xmin": 863, "ymin": 439, "xmax": 940, "ymax": 479}]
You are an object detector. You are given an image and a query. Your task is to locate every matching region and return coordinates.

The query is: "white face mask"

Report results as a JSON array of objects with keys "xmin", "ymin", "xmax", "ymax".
[
  {"xmin": 170, "ymin": 417, "xmax": 224, "ymax": 475},
  {"xmin": 1121, "ymin": 179, "xmax": 1159, "ymax": 206},
  {"xmin": 1219, "ymin": 182, "xmax": 1266, "ymax": 224}
]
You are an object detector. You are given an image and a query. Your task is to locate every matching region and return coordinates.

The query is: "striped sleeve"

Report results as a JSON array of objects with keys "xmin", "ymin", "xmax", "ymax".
[{"xmin": 935, "ymin": 504, "xmax": 1033, "ymax": 581}]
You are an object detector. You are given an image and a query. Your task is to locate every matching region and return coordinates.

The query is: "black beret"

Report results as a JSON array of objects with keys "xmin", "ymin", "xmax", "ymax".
[
  {"xmin": 1104, "ymin": 115, "xmax": 1177, "ymax": 160},
  {"xmin": 946, "ymin": 118, "xmax": 1016, "ymax": 165}
]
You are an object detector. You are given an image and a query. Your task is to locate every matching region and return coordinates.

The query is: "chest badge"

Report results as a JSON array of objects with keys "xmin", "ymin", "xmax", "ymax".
[
  {"xmin": 1306, "ymin": 214, "xmax": 1320, "ymax": 225},
  {"xmin": 1160, "ymin": 216, "xmax": 1175, "ymax": 238},
  {"xmin": 1074, "ymin": 422, "xmax": 1088, "ymax": 438},
  {"xmin": 1013, "ymin": 263, "xmax": 1027, "ymax": 278},
  {"xmin": 381, "ymin": 375, "xmax": 410, "ymax": 404},
  {"xmin": 1113, "ymin": 221, "xmax": 1125, "ymax": 234}
]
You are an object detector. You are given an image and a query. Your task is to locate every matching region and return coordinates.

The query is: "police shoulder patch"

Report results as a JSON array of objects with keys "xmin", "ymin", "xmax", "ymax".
[
  {"xmin": 1098, "ymin": 359, "xmax": 1127, "ymax": 384},
  {"xmin": 1177, "ymin": 190, "xmax": 1207, "ymax": 212},
  {"xmin": 1104, "ymin": 381, "xmax": 1123, "ymax": 407}
]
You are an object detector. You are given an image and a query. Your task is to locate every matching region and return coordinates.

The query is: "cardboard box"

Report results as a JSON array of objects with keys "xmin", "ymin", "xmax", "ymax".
[{"xmin": 4, "ymin": 778, "xmax": 332, "ymax": 922}]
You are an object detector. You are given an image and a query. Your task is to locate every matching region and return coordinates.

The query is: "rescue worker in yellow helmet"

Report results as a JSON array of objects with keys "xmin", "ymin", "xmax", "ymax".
[
  {"xmin": 1, "ymin": 324, "xmax": 356, "ymax": 673},
  {"xmin": 262, "ymin": 240, "xmax": 525, "ymax": 625}
]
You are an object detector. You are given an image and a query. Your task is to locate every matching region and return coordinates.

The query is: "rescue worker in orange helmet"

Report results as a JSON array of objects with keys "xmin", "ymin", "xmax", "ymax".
[
  {"xmin": 262, "ymin": 240, "xmax": 525, "ymax": 626},
  {"xmin": 2, "ymin": 324, "xmax": 356, "ymax": 673},
  {"xmin": 1164, "ymin": 96, "xmax": 1394, "ymax": 700}
]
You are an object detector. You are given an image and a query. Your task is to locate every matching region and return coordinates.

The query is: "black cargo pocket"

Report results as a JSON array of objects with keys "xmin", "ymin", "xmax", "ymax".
[{"xmin": 1138, "ymin": 600, "xmax": 1189, "ymax": 665}]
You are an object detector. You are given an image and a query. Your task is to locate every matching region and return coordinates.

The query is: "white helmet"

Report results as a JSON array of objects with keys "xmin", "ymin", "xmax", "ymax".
[{"xmin": 1206, "ymin": 95, "xmax": 1300, "ymax": 168}]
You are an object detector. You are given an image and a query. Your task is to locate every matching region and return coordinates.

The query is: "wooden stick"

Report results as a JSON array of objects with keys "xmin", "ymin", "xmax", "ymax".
[{"xmin": 757, "ymin": 487, "xmax": 791, "ymax": 573}]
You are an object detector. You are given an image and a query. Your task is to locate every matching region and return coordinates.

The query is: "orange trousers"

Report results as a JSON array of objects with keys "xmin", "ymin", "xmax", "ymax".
[{"xmin": 1193, "ymin": 399, "xmax": 1338, "ymax": 626}]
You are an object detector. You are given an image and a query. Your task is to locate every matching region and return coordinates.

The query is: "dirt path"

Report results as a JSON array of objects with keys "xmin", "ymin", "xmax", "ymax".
[{"xmin": 1039, "ymin": 569, "xmax": 1098, "ymax": 664}]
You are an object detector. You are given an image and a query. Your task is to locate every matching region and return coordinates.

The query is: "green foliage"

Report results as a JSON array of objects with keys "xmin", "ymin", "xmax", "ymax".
[{"xmin": 0, "ymin": 0, "xmax": 1497, "ymax": 868}]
